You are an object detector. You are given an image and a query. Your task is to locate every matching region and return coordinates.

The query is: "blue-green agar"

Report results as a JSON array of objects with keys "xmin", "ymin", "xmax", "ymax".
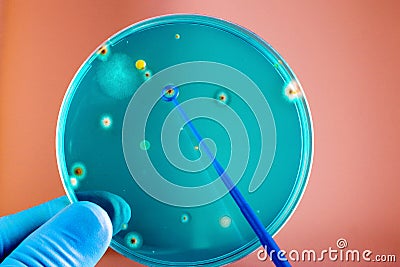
[{"xmin": 57, "ymin": 15, "xmax": 313, "ymax": 267}]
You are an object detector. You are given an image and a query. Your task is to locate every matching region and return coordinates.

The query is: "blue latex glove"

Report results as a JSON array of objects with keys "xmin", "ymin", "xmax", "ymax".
[{"xmin": 0, "ymin": 191, "xmax": 131, "ymax": 267}]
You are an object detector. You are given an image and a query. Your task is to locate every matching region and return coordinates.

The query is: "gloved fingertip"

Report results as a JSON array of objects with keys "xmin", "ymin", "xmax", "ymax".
[
  {"xmin": 1, "ymin": 201, "xmax": 113, "ymax": 267},
  {"xmin": 76, "ymin": 191, "xmax": 131, "ymax": 236},
  {"xmin": 67, "ymin": 201, "xmax": 113, "ymax": 245}
]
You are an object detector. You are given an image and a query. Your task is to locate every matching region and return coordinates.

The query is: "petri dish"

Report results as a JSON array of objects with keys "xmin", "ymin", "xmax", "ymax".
[{"xmin": 56, "ymin": 14, "xmax": 313, "ymax": 266}]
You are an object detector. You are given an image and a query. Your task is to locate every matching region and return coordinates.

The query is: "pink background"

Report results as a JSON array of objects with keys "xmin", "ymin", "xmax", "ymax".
[{"xmin": 1, "ymin": 1, "xmax": 399, "ymax": 266}]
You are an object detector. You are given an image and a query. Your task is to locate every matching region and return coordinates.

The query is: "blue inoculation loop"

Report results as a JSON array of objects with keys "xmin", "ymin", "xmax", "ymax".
[
  {"xmin": 122, "ymin": 61, "xmax": 276, "ymax": 207},
  {"xmin": 55, "ymin": 14, "xmax": 313, "ymax": 267},
  {"xmin": 161, "ymin": 97, "xmax": 247, "ymax": 176},
  {"xmin": 168, "ymin": 89, "xmax": 291, "ymax": 267}
]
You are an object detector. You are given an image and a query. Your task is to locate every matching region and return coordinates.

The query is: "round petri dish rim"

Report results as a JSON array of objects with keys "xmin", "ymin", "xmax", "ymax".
[{"xmin": 55, "ymin": 14, "xmax": 314, "ymax": 266}]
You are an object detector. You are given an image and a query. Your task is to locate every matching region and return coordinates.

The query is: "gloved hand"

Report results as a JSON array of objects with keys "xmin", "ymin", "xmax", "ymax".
[{"xmin": 0, "ymin": 191, "xmax": 131, "ymax": 267}]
